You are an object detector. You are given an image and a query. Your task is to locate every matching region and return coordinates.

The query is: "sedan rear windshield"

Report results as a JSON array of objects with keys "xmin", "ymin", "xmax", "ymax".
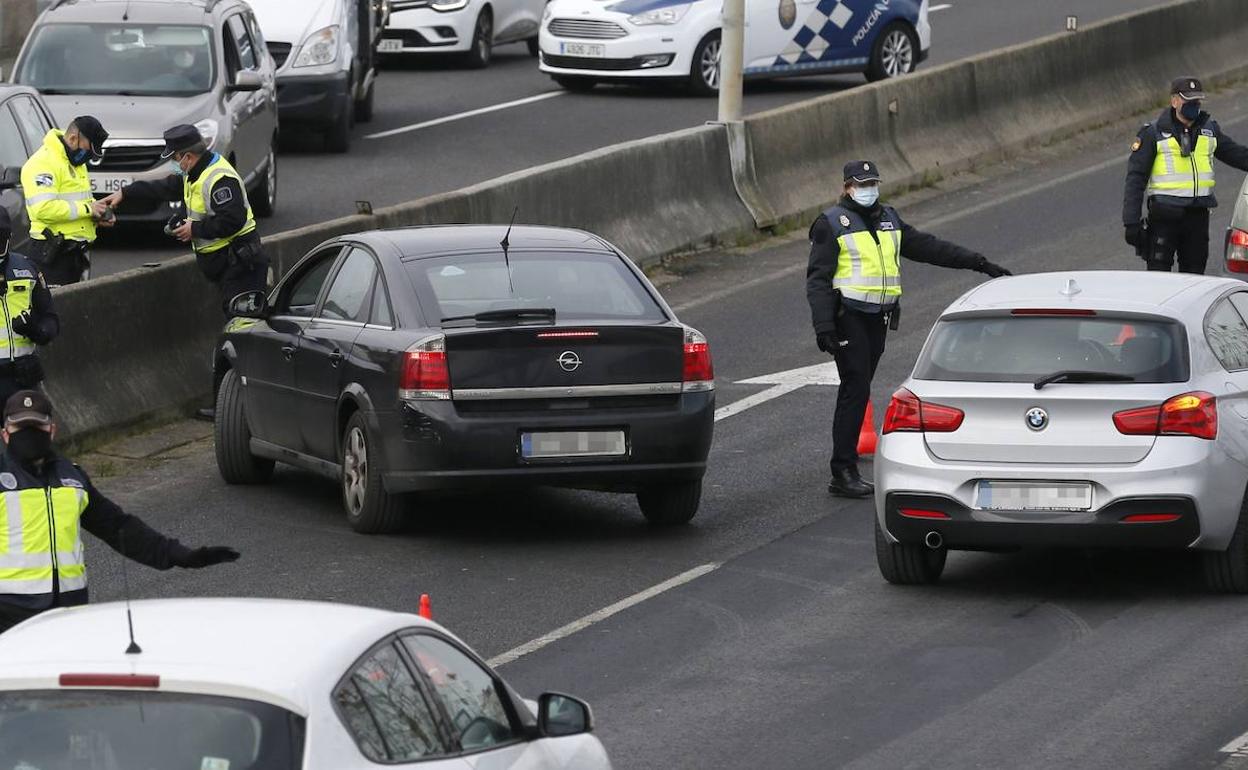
[
  {"xmin": 407, "ymin": 251, "xmax": 668, "ymax": 324},
  {"xmin": 0, "ymin": 690, "xmax": 303, "ymax": 768},
  {"xmin": 16, "ymin": 23, "xmax": 216, "ymax": 96},
  {"xmin": 914, "ymin": 315, "xmax": 1189, "ymax": 383}
]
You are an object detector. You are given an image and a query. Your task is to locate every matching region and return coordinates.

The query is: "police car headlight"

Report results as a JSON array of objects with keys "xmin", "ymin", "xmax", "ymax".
[
  {"xmin": 293, "ymin": 25, "xmax": 340, "ymax": 67},
  {"xmin": 194, "ymin": 119, "xmax": 219, "ymax": 150},
  {"xmin": 628, "ymin": 4, "xmax": 690, "ymax": 25}
]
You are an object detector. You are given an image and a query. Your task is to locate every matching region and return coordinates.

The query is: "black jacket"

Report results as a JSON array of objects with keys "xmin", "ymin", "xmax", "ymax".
[
  {"xmin": 1123, "ymin": 107, "xmax": 1248, "ymax": 226},
  {"xmin": 1, "ymin": 250, "xmax": 58, "ymax": 346},
  {"xmin": 806, "ymin": 196, "xmax": 990, "ymax": 334}
]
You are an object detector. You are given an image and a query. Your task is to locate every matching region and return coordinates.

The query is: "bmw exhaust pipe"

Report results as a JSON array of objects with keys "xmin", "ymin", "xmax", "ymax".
[{"xmin": 924, "ymin": 531, "xmax": 943, "ymax": 550}]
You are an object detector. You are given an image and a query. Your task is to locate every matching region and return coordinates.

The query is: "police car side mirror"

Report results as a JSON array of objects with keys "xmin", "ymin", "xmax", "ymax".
[
  {"xmin": 228, "ymin": 290, "xmax": 269, "ymax": 319},
  {"xmin": 0, "ymin": 167, "xmax": 19, "ymax": 191},
  {"xmin": 227, "ymin": 71, "xmax": 263, "ymax": 93}
]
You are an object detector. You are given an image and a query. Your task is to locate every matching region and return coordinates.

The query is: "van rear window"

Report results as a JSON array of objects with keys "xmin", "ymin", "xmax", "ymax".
[{"xmin": 914, "ymin": 315, "xmax": 1189, "ymax": 383}]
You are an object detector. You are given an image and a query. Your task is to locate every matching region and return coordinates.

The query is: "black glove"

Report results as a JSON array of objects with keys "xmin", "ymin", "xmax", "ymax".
[
  {"xmin": 1125, "ymin": 223, "xmax": 1141, "ymax": 248},
  {"xmin": 10, "ymin": 311, "xmax": 42, "ymax": 344},
  {"xmin": 976, "ymin": 257, "xmax": 1012, "ymax": 278},
  {"xmin": 816, "ymin": 331, "xmax": 848, "ymax": 353},
  {"xmin": 174, "ymin": 546, "xmax": 240, "ymax": 569},
  {"xmin": 13, "ymin": 355, "xmax": 43, "ymax": 388}
]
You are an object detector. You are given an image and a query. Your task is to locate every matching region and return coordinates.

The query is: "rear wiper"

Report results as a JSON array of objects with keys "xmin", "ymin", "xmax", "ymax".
[
  {"xmin": 1034, "ymin": 370, "xmax": 1136, "ymax": 390},
  {"xmin": 440, "ymin": 307, "xmax": 556, "ymax": 325}
]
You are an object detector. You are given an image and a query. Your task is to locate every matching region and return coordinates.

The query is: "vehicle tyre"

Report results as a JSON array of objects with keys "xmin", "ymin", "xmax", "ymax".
[
  {"xmin": 464, "ymin": 9, "xmax": 493, "ymax": 69},
  {"xmin": 552, "ymin": 75, "xmax": 597, "ymax": 92},
  {"xmin": 866, "ymin": 22, "xmax": 918, "ymax": 81},
  {"xmin": 355, "ymin": 79, "xmax": 376, "ymax": 123},
  {"xmin": 1203, "ymin": 493, "xmax": 1248, "ymax": 593},
  {"xmin": 526, "ymin": 36, "xmax": 540, "ymax": 57},
  {"xmin": 874, "ymin": 516, "xmax": 946, "ymax": 585},
  {"xmin": 250, "ymin": 144, "xmax": 277, "ymax": 218},
  {"xmin": 687, "ymin": 32, "xmax": 721, "ymax": 96},
  {"xmin": 325, "ymin": 95, "xmax": 352, "ymax": 153},
  {"xmin": 341, "ymin": 412, "xmax": 406, "ymax": 534},
  {"xmin": 214, "ymin": 369, "xmax": 275, "ymax": 485},
  {"xmin": 637, "ymin": 479, "xmax": 702, "ymax": 526}
]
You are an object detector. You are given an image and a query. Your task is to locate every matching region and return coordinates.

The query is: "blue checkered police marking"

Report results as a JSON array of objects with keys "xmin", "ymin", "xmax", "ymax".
[{"xmin": 776, "ymin": 0, "xmax": 854, "ymax": 65}]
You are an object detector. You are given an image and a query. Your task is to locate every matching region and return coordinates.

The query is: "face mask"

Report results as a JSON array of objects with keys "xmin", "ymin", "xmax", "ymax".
[
  {"xmin": 1179, "ymin": 100, "xmax": 1202, "ymax": 121},
  {"xmin": 68, "ymin": 147, "xmax": 90, "ymax": 166},
  {"xmin": 8, "ymin": 429, "xmax": 53, "ymax": 465},
  {"xmin": 169, "ymin": 160, "xmax": 186, "ymax": 177},
  {"xmin": 850, "ymin": 185, "xmax": 880, "ymax": 207}
]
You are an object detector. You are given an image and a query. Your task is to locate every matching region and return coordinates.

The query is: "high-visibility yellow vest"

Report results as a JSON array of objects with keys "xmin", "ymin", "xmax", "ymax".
[
  {"xmin": 184, "ymin": 153, "xmax": 255, "ymax": 254},
  {"xmin": 0, "ymin": 255, "xmax": 41, "ymax": 361},
  {"xmin": 825, "ymin": 205, "xmax": 903, "ymax": 306},
  {"xmin": 0, "ymin": 458, "xmax": 89, "ymax": 597},
  {"xmin": 1147, "ymin": 131, "xmax": 1216, "ymax": 198},
  {"xmin": 21, "ymin": 130, "xmax": 96, "ymax": 242}
]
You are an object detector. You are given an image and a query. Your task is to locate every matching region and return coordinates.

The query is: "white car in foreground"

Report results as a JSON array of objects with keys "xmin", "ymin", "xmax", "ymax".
[{"xmin": 0, "ymin": 598, "xmax": 611, "ymax": 769}]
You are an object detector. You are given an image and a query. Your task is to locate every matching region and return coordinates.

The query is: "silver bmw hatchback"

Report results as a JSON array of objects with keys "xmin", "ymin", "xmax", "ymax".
[{"xmin": 875, "ymin": 270, "xmax": 1248, "ymax": 592}]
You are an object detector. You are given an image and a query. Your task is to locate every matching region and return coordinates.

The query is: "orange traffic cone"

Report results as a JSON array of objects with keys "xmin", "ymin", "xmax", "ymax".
[
  {"xmin": 419, "ymin": 594, "xmax": 433, "ymax": 620},
  {"xmin": 857, "ymin": 400, "xmax": 878, "ymax": 457}
]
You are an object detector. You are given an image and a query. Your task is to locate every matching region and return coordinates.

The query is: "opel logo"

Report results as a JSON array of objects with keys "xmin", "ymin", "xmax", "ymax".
[
  {"xmin": 557, "ymin": 351, "xmax": 582, "ymax": 372},
  {"xmin": 1025, "ymin": 407, "xmax": 1049, "ymax": 432}
]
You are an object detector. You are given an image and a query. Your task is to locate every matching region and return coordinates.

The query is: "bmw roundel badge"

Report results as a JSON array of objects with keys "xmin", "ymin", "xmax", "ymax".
[{"xmin": 1025, "ymin": 407, "xmax": 1049, "ymax": 432}]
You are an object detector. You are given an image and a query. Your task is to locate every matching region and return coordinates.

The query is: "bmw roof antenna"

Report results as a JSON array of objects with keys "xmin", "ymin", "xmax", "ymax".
[
  {"xmin": 119, "ymin": 530, "xmax": 142, "ymax": 655},
  {"xmin": 500, "ymin": 207, "xmax": 518, "ymax": 296}
]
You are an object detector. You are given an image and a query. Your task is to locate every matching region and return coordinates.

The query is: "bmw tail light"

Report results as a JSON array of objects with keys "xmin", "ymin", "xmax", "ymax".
[
  {"xmin": 1227, "ymin": 228, "xmax": 1248, "ymax": 273},
  {"xmin": 882, "ymin": 388, "xmax": 964, "ymax": 434},
  {"xmin": 1113, "ymin": 391, "xmax": 1216, "ymax": 439},
  {"xmin": 682, "ymin": 327, "xmax": 714, "ymax": 392},
  {"xmin": 400, "ymin": 335, "xmax": 450, "ymax": 400}
]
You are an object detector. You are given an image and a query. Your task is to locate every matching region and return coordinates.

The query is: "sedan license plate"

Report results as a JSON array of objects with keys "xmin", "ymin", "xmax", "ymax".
[
  {"xmin": 976, "ymin": 481, "xmax": 1092, "ymax": 512},
  {"xmin": 521, "ymin": 430, "xmax": 626, "ymax": 459},
  {"xmin": 560, "ymin": 42, "xmax": 606, "ymax": 57},
  {"xmin": 378, "ymin": 38, "xmax": 404, "ymax": 52},
  {"xmin": 89, "ymin": 176, "xmax": 131, "ymax": 194}
]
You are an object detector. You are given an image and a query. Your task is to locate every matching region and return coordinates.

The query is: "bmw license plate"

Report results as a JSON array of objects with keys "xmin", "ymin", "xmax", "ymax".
[
  {"xmin": 560, "ymin": 42, "xmax": 606, "ymax": 57},
  {"xmin": 89, "ymin": 176, "xmax": 131, "ymax": 193},
  {"xmin": 521, "ymin": 430, "xmax": 626, "ymax": 459},
  {"xmin": 975, "ymin": 481, "xmax": 1092, "ymax": 512}
]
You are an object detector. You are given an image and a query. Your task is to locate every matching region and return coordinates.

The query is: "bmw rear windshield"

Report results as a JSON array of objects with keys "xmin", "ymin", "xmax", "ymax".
[
  {"xmin": 406, "ymin": 251, "xmax": 668, "ymax": 324},
  {"xmin": 914, "ymin": 314, "xmax": 1189, "ymax": 383}
]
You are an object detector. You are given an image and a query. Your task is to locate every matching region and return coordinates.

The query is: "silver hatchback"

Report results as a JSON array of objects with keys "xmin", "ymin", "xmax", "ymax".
[{"xmin": 875, "ymin": 270, "xmax": 1248, "ymax": 592}]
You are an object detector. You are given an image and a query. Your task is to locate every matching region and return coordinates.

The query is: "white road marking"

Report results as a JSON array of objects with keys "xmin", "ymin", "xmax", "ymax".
[
  {"xmin": 1220, "ymin": 727, "xmax": 1248, "ymax": 755},
  {"xmin": 366, "ymin": 91, "xmax": 566, "ymax": 140},
  {"xmin": 715, "ymin": 361, "xmax": 840, "ymax": 422},
  {"xmin": 487, "ymin": 562, "xmax": 721, "ymax": 668},
  {"xmin": 928, "ymin": 3, "xmax": 953, "ymax": 11},
  {"xmin": 672, "ymin": 261, "xmax": 807, "ymax": 313}
]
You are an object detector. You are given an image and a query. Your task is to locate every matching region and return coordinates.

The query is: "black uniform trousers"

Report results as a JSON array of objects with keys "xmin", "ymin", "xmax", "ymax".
[
  {"xmin": 1145, "ymin": 205, "xmax": 1210, "ymax": 274},
  {"xmin": 830, "ymin": 307, "xmax": 889, "ymax": 473}
]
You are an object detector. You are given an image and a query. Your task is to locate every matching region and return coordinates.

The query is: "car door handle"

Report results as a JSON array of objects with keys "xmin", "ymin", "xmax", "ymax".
[
  {"xmin": 281, "ymin": 345, "xmax": 295, "ymax": 361},
  {"xmin": 329, "ymin": 350, "xmax": 344, "ymax": 367}
]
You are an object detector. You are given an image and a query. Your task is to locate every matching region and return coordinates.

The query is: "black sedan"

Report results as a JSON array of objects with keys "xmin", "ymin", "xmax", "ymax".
[{"xmin": 214, "ymin": 225, "xmax": 716, "ymax": 533}]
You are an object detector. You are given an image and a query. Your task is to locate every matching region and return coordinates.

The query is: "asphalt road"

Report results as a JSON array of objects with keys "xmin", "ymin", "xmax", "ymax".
[
  {"xmin": 88, "ymin": 0, "xmax": 1174, "ymax": 275},
  {"xmin": 71, "ymin": 84, "xmax": 1248, "ymax": 768}
]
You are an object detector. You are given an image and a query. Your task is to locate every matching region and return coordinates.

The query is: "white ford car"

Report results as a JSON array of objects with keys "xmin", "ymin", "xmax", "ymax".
[
  {"xmin": 382, "ymin": 0, "xmax": 545, "ymax": 67},
  {"xmin": 0, "ymin": 598, "xmax": 612, "ymax": 769},
  {"xmin": 538, "ymin": 0, "xmax": 930, "ymax": 94}
]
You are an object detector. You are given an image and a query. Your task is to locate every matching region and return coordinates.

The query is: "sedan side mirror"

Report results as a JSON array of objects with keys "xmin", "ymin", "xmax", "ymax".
[
  {"xmin": 0, "ymin": 167, "xmax": 20, "ymax": 191},
  {"xmin": 228, "ymin": 70, "xmax": 263, "ymax": 92},
  {"xmin": 228, "ymin": 290, "xmax": 269, "ymax": 319},
  {"xmin": 537, "ymin": 692, "xmax": 593, "ymax": 737}
]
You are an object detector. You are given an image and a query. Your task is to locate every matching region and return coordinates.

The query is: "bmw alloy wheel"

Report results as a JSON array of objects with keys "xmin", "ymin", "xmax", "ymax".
[
  {"xmin": 343, "ymin": 426, "xmax": 368, "ymax": 517},
  {"xmin": 880, "ymin": 29, "xmax": 914, "ymax": 77},
  {"xmin": 700, "ymin": 38, "xmax": 721, "ymax": 90}
]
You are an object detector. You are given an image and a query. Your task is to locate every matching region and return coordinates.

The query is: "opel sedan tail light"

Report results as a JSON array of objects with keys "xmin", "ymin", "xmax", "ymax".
[
  {"xmin": 400, "ymin": 335, "xmax": 450, "ymax": 400},
  {"xmin": 1227, "ymin": 228, "xmax": 1248, "ymax": 273},
  {"xmin": 682, "ymin": 327, "xmax": 714, "ymax": 392}
]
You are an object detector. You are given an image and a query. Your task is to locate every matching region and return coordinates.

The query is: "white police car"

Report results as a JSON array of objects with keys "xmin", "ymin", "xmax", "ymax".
[{"xmin": 539, "ymin": 0, "xmax": 930, "ymax": 94}]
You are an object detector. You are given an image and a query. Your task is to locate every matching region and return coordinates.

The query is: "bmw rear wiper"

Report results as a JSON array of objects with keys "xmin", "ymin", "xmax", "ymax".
[
  {"xmin": 1034, "ymin": 370, "xmax": 1136, "ymax": 390},
  {"xmin": 440, "ymin": 307, "xmax": 556, "ymax": 325}
]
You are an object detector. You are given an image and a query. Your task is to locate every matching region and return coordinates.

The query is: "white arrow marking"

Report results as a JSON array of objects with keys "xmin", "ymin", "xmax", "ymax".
[{"xmin": 714, "ymin": 361, "xmax": 840, "ymax": 422}]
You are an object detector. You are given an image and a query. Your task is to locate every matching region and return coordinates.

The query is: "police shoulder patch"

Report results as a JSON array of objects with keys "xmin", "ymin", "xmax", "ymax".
[
  {"xmin": 879, "ymin": 221, "xmax": 895, "ymax": 231},
  {"xmin": 1131, "ymin": 138, "xmax": 1142, "ymax": 152},
  {"xmin": 0, "ymin": 473, "xmax": 16, "ymax": 490},
  {"xmin": 34, "ymin": 173, "xmax": 53, "ymax": 187},
  {"xmin": 838, "ymin": 215, "xmax": 851, "ymax": 227},
  {"xmin": 1201, "ymin": 128, "xmax": 1215, "ymax": 137},
  {"xmin": 11, "ymin": 269, "xmax": 33, "ymax": 279},
  {"xmin": 211, "ymin": 186, "xmax": 234, "ymax": 206}
]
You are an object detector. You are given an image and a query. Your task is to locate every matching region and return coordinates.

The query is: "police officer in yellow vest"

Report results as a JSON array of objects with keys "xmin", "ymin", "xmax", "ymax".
[
  {"xmin": 0, "ymin": 390, "xmax": 240, "ymax": 633},
  {"xmin": 100, "ymin": 124, "xmax": 269, "ymax": 313},
  {"xmin": 0, "ymin": 208, "xmax": 59, "ymax": 406},
  {"xmin": 1124, "ymin": 77, "xmax": 1248, "ymax": 273},
  {"xmin": 807, "ymin": 161, "xmax": 1011, "ymax": 498},
  {"xmin": 20, "ymin": 116, "xmax": 114, "ymax": 286}
]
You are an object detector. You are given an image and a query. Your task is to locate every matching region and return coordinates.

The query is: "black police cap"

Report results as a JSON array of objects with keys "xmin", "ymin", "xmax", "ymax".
[
  {"xmin": 1170, "ymin": 76, "xmax": 1206, "ymax": 100},
  {"xmin": 70, "ymin": 115, "xmax": 108, "ymax": 157},
  {"xmin": 161, "ymin": 124, "xmax": 204, "ymax": 159},
  {"xmin": 844, "ymin": 160, "xmax": 882, "ymax": 183},
  {"xmin": 4, "ymin": 390, "xmax": 53, "ymax": 428}
]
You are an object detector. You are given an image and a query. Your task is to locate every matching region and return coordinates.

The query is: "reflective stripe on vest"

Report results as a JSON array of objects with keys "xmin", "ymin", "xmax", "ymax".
[
  {"xmin": 0, "ymin": 278, "xmax": 37, "ymax": 360},
  {"xmin": 23, "ymin": 130, "xmax": 96, "ymax": 241},
  {"xmin": 827, "ymin": 207, "xmax": 903, "ymax": 307},
  {"xmin": 0, "ymin": 485, "xmax": 88, "ymax": 595},
  {"xmin": 1147, "ymin": 132, "xmax": 1217, "ymax": 198},
  {"xmin": 184, "ymin": 155, "xmax": 256, "ymax": 254}
]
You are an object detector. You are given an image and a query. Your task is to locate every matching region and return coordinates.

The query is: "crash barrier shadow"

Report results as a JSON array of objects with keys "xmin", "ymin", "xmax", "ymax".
[{"xmin": 42, "ymin": 0, "xmax": 1248, "ymax": 442}]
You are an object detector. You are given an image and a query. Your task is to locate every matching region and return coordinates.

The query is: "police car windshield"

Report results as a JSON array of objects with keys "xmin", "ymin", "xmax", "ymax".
[
  {"xmin": 15, "ymin": 24, "xmax": 216, "ymax": 97},
  {"xmin": 0, "ymin": 690, "xmax": 303, "ymax": 767},
  {"xmin": 914, "ymin": 315, "xmax": 1189, "ymax": 384}
]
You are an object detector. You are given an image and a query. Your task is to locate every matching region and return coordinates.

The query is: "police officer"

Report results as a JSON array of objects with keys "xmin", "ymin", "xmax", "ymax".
[
  {"xmin": 99, "ymin": 124, "xmax": 270, "ymax": 314},
  {"xmin": 0, "ymin": 208, "xmax": 59, "ymax": 405},
  {"xmin": 808, "ymin": 161, "xmax": 1011, "ymax": 498},
  {"xmin": 1124, "ymin": 77, "xmax": 1248, "ymax": 274},
  {"xmin": 20, "ymin": 116, "xmax": 113, "ymax": 286},
  {"xmin": 0, "ymin": 391, "xmax": 240, "ymax": 633}
]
